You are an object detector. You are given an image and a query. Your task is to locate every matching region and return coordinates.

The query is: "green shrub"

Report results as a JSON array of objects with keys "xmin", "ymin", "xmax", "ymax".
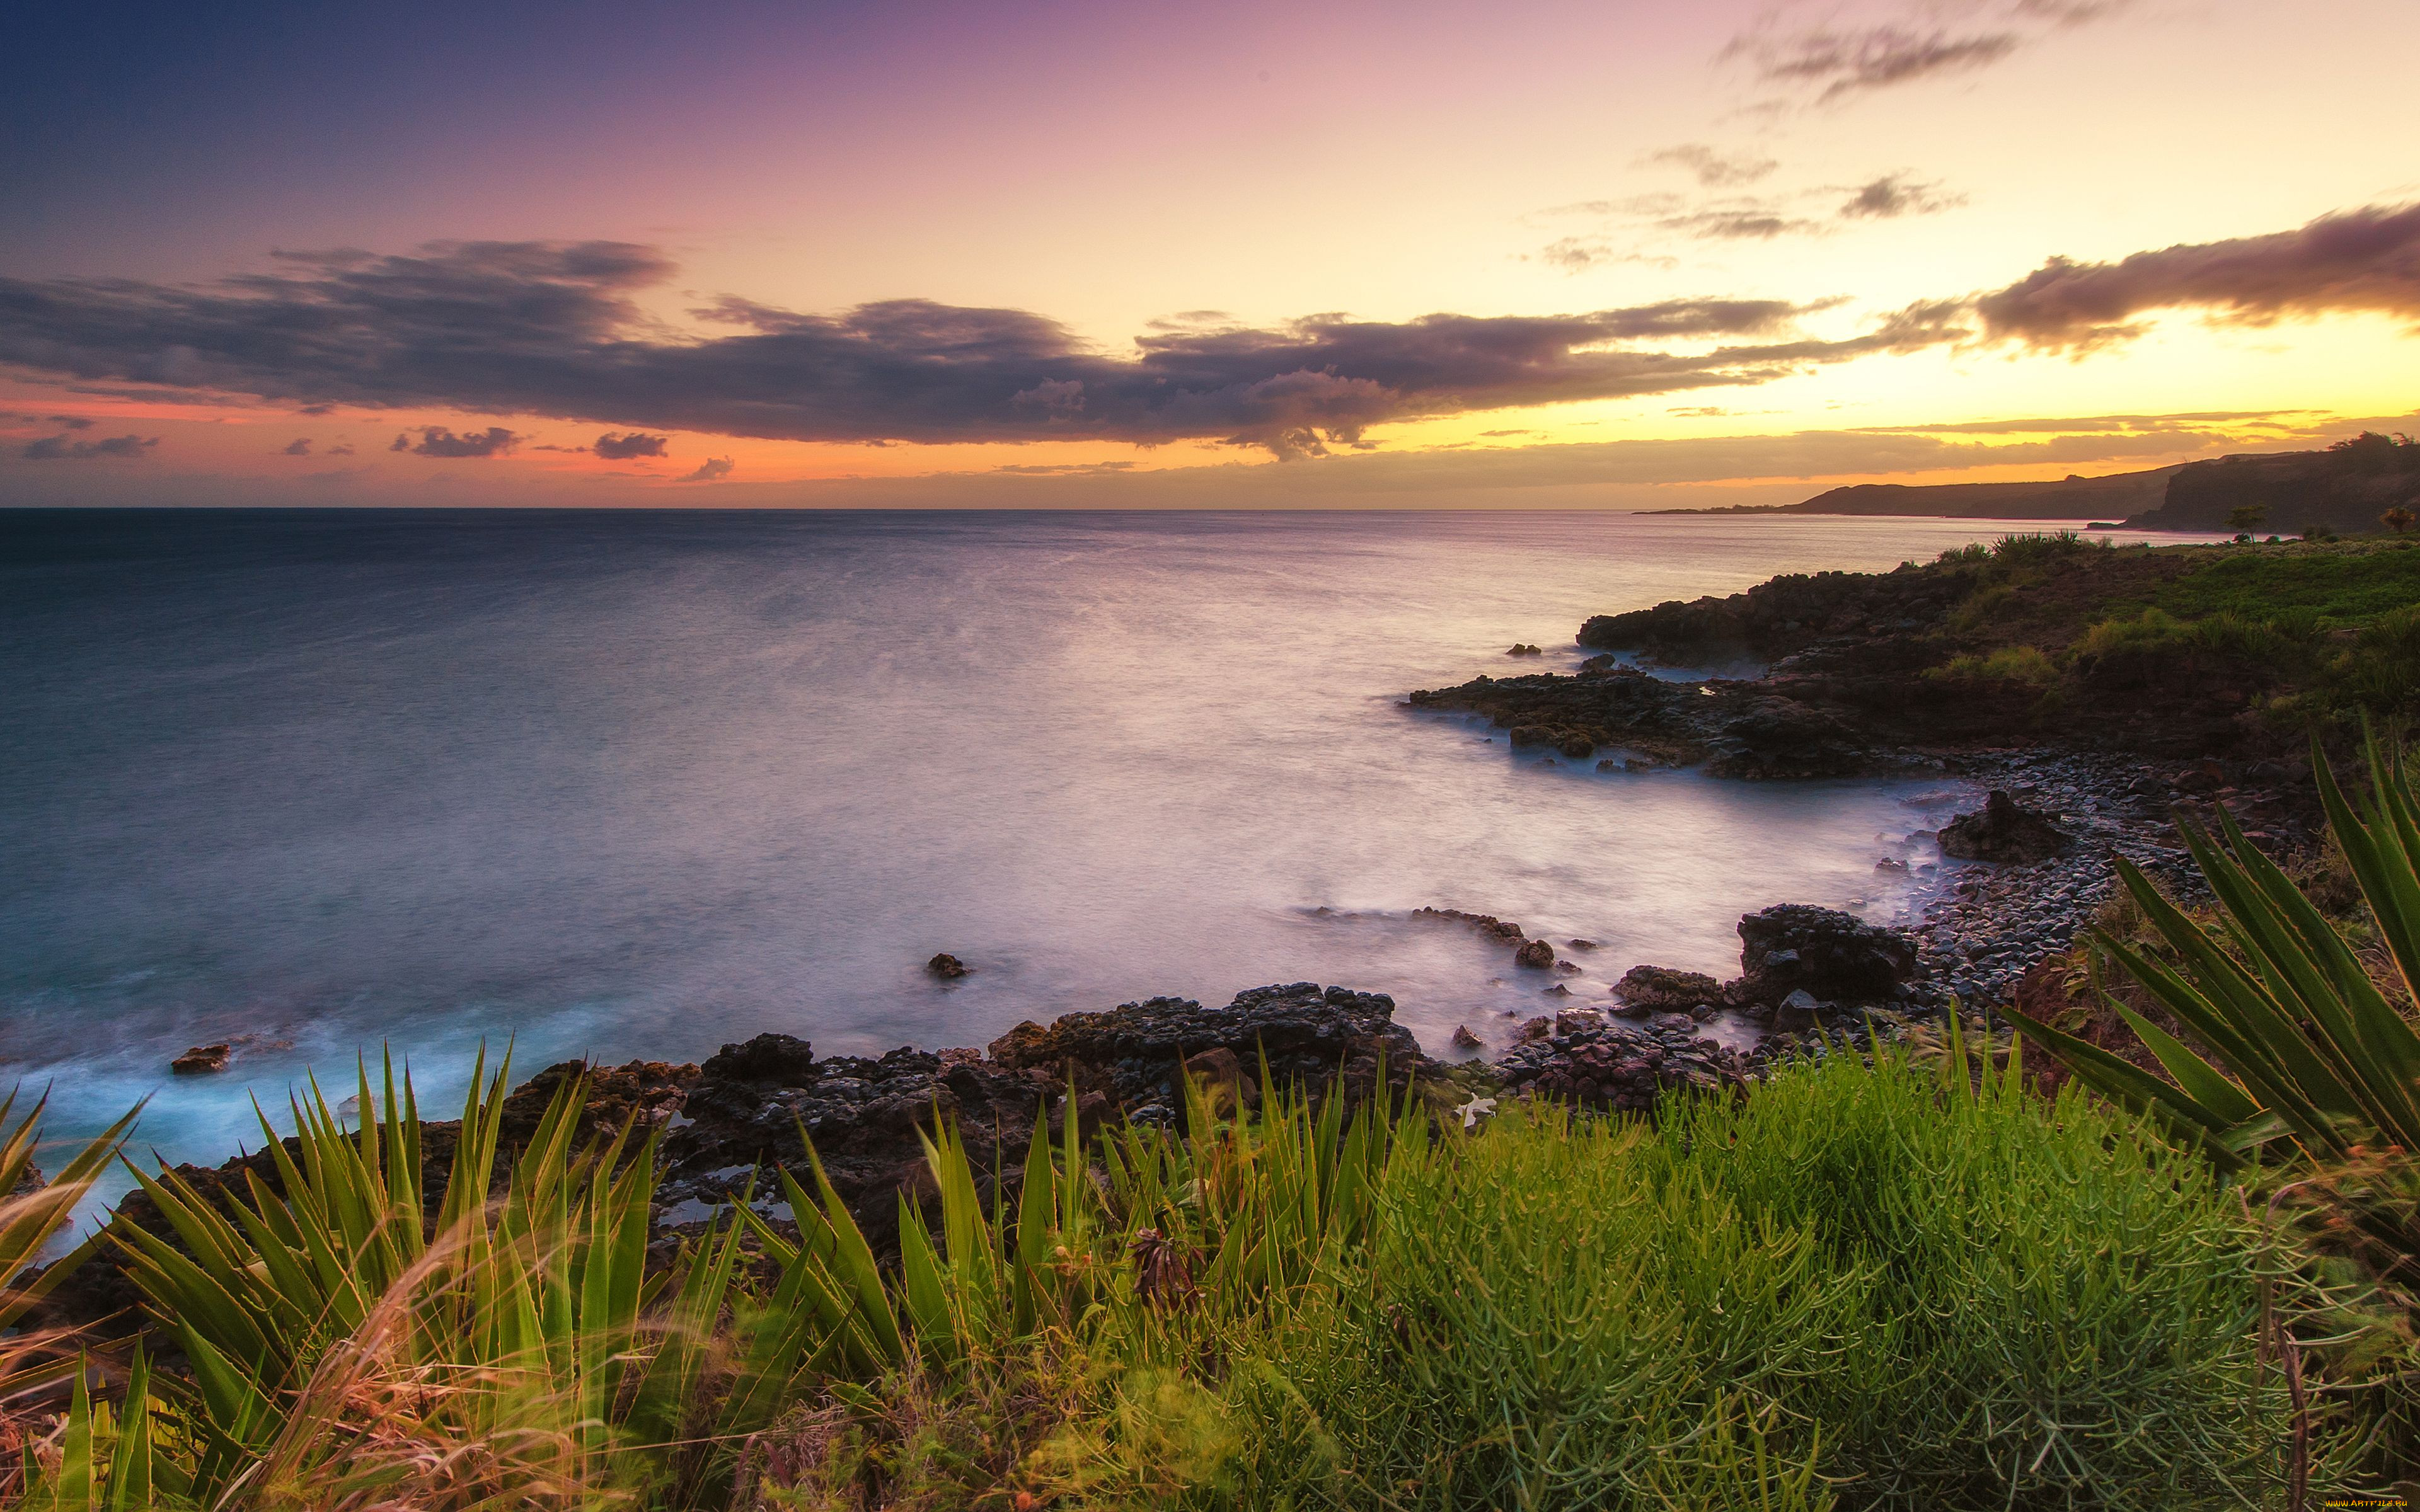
[
  {"xmin": 1943, "ymin": 582, "xmax": 2015, "ymax": 637},
  {"xmin": 1217, "ymin": 1050, "xmax": 2306, "ymax": 1511},
  {"xmin": 1928, "ymin": 643, "xmax": 2059, "ymax": 685},
  {"xmin": 1990, "ymin": 530, "xmax": 2098, "ymax": 566},
  {"xmin": 2073, "ymin": 606, "xmax": 2300, "ymax": 665}
]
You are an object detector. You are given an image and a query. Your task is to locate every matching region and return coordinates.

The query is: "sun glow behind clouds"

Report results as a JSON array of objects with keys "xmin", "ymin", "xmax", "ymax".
[{"xmin": 0, "ymin": 0, "xmax": 2414, "ymax": 506}]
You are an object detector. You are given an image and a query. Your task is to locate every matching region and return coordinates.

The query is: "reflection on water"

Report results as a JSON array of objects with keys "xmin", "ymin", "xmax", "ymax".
[{"xmin": 1, "ymin": 508, "xmax": 2141, "ymax": 1198}]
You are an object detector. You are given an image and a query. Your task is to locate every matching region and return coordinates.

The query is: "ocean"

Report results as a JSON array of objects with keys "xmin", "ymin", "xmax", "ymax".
[{"xmin": 1, "ymin": 507, "xmax": 2124, "ymax": 1193}]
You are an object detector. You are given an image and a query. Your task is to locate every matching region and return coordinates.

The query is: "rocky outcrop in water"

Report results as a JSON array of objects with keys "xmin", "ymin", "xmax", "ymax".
[
  {"xmin": 1731, "ymin": 904, "xmax": 1920, "ymax": 1010},
  {"xmin": 1608, "ymin": 903, "xmax": 1931, "ymax": 1038},
  {"xmin": 1611, "ymin": 965, "xmax": 1722, "ymax": 1016},
  {"xmin": 1405, "ymin": 661, "xmax": 1889, "ymax": 779},
  {"xmin": 170, "ymin": 1044, "xmax": 230, "ymax": 1075},
  {"xmin": 986, "ymin": 983, "xmax": 1418, "ymax": 1104},
  {"xmin": 1939, "ymin": 790, "xmax": 2070, "ymax": 863}
]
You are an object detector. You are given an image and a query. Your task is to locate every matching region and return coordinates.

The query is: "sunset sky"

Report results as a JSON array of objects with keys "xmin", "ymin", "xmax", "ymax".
[{"xmin": 3, "ymin": 0, "xmax": 2416, "ymax": 508}]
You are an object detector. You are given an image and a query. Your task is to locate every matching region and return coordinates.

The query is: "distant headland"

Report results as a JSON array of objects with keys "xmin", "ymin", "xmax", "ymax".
[{"xmin": 1655, "ymin": 432, "xmax": 2420, "ymax": 534}]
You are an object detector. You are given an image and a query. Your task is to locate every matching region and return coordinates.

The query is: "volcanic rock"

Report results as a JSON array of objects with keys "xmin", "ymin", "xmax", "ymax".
[
  {"xmin": 1413, "ymin": 907, "xmax": 1526, "ymax": 944},
  {"xmin": 1938, "ymin": 790, "xmax": 2070, "ymax": 863},
  {"xmin": 700, "ymin": 1033, "xmax": 817, "ymax": 1085},
  {"xmin": 988, "ymin": 983, "xmax": 1420, "ymax": 1104},
  {"xmin": 170, "ymin": 1044, "xmax": 230, "ymax": 1075},
  {"xmin": 1514, "ymin": 939, "xmax": 1557, "ymax": 970},
  {"xmin": 1729, "ymin": 903, "xmax": 1918, "ymax": 1009},
  {"xmin": 1612, "ymin": 965, "xmax": 1722, "ymax": 1014},
  {"xmin": 1493, "ymin": 1014, "xmax": 1747, "ymax": 1114},
  {"xmin": 927, "ymin": 952, "xmax": 970, "ymax": 978},
  {"xmin": 1772, "ymin": 989, "xmax": 1823, "ymax": 1033}
]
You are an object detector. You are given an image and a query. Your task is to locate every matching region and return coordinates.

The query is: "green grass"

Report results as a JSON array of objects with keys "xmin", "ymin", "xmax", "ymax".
[
  {"xmin": 1216, "ymin": 1049, "xmax": 2305, "ymax": 1511},
  {"xmin": 2153, "ymin": 541, "xmax": 2420, "ymax": 626}
]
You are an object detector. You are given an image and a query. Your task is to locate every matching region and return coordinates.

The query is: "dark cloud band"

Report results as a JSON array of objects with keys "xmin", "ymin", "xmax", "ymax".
[
  {"xmin": 1976, "ymin": 202, "xmax": 2420, "ymax": 349},
  {"xmin": 0, "ymin": 241, "xmax": 1942, "ymax": 457},
  {"xmin": 3, "ymin": 204, "xmax": 2410, "ymax": 457}
]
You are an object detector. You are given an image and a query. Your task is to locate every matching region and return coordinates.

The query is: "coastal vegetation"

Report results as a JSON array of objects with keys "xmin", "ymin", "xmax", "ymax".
[
  {"xmin": 2008, "ymin": 732, "xmax": 2420, "ymax": 1481},
  {"xmin": 1920, "ymin": 531, "xmax": 2420, "ymax": 734},
  {"xmin": 0, "ymin": 1029, "xmax": 2324, "ymax": 1508}
]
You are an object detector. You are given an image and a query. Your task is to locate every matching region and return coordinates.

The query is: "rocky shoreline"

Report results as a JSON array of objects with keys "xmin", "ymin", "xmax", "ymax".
[
  {"xmin": 34, "ymin": 881, "xmax": 1990, "ymax": 1339},
  {"xmin": 43, "ymin": 539, "xmax": 2341, "ymax": 1335}
]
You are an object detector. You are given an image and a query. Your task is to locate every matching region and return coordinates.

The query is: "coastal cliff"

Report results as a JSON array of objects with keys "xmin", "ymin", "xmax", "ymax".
[{"xmin": 1667, "ymin": 432, "xmax": 2420, "ymax": 532}]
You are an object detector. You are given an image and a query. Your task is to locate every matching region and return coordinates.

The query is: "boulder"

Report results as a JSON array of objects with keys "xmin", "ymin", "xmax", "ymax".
[
  {"xmin": 1514, "ymin": 939, "xmax": 1557, "ymax": 970},
  {"xmin": 987, "ymin": 983, "xmax": 1422, "ymax": 1103},
  {"xmin": 1184, "ymin": 1047, "xmax": 1259, "ymax": 1112},
  {"xmin": 1729, "ymin": 903, "xmax": 1916, "ymax": 1007},
  {"xmin": 664, "ymin": 1041, "xmax": 1047, "ymax": 1259},
  {"xmin": 1772, "ymin": 989, "xmax": 1824, "ymax": 1033},
  {"xmin": 699, "ymin": 1032, "xmax": 817, "ymax": 1085},
  {"xmin": 1492, "ymin": 1014, "xmax": 1748, "ymax": 1114},
  {"xmin": 1938, "ymin": 790, "xmax": 2070, "ymax": 863},
  {"xmin": 1613, "ymin": 965, "xmax": 1722, "ymax": 1014},
  {"xmin": 1412, "ymin": 907, "xmax": 1527, "ymax": 944},
  {"xmin": 927, "ymin": 952, "xmax": 970, "ymax": 978},
  {"xmin": 497, "ymin": 1058, "xmax": 698, "ymax": 1142},
  {"xmin": 170, "ymin": 1044, "xmax": 230, "ymax": 1075}
]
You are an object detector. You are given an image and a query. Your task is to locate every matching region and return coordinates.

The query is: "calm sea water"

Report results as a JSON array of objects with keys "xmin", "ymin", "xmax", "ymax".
[{"xmin": 1, "ymin": 508, "xmax": 2138, "ymax": 1189}]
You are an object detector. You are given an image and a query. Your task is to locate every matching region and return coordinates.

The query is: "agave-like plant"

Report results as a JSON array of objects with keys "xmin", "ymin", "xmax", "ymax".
[
  {"xmin": 2, "ymin": 1093, "xmax": 152, "ymax": 1508},
  {"xmin": 107, "ymin": 1048, "xmax": 758, "ymax": 1507},
  {"xmin": 26, "ymin": 1035, "xmax": 1405, "ymax": 1509},
  {"xmin": 1, "ymin": 1093, "xmax": 140, "ymax": 1399},
  {"xmin": 2004, "ymin": 731, "xmax": 2420, "ymax": 1273}
]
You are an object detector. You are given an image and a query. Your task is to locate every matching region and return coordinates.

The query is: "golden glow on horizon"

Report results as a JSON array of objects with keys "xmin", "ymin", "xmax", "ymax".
[{"xmin": 3, "ymin": 0, "xmax": 2415, "ymax": 508}]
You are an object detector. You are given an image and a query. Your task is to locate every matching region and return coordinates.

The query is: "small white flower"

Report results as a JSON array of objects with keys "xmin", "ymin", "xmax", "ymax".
[{"xmin": 1454, "ymin": 1094, "xmax": 1499, "ymax": 1130}]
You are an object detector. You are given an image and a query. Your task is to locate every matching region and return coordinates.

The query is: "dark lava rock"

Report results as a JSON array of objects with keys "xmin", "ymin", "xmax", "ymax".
[
  {"xmin": 928, "ymin": 952, "xmax": 970, "ymax": 979},
  {"xmin": 1412, "ymin": 907, "xmax": 1527, "ymax": 944},
  {"xmin": 1492, "ymin": 1007, "xmax": 1746, "ymax": 1114},
  {"xmin": 1729, "ymin": 903, "xmax": 1918, "ymax": 1009},
  {"xmin": 1939, "ymin": 789, "xmax": 2071, "ymax": 863},
  {"xmin": 1706, "ymin": 698, "xmax": 1870, "ymax": 780},
  {"xmin": 663, "ymin": 1041, "xmax": 1046, "ymax": 1257},
  {"xmin": 1514, "ymin": 939, "xmax": 1557, "ymax": 970},
  {"xmin": 700, "ymin": 1033, "xmax": 817, "ymax": 1085},
  {"xmin": 170, "ymin": 1044, "xmax": 231, "ymax": 1075},
  {"xmin": 498, "ymin": 1058, "xmax": 699, "ymax": 1144},
  {"xmin": 1507, "ymin": 643, "xmax": 1544, "ymax": 656},
  {"xmin": 664, "ymin": 983, "xmax": 1425, "ymax": 1257},
  {"xmin": 1407, "ymin": 665, "xmax": 1710, "ymax": 770},
  {"xmin": 1772, "ymin": 989, "xmax": 1823, "ymax": 1033},
  {"xmin": 989, "ymin": 983, "xmax": 1420, "ymax": 1101},
  {"xmin": 1612, "ymin": 965, "xmax": 1722, "ymax": 1013},
  {"xmin": 1450, "ymin": 1024, "xmax": 1484, "ymax": 1049}
]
